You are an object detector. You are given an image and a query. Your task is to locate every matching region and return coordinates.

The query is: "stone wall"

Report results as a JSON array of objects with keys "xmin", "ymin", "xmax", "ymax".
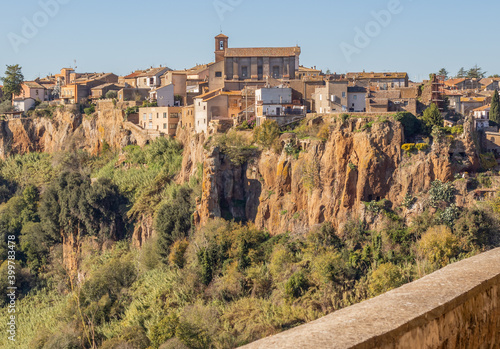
[{"xmin": 241, "ymin": 248, "xmax": 500, "ymax": 348}]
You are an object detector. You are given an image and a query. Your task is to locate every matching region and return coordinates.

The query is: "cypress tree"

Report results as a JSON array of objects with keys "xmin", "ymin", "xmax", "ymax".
[{"xmin": 490, "ymin": 90, "xmax": 500, "ymax": 124}]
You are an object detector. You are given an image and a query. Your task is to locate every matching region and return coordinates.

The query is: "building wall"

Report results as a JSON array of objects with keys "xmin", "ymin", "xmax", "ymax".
[
  {"xmin": 256, "ymin": 88, "xmax": 292, "ymax": 104},
  {"xmin": 194, "ymin": 98, "xmax": 208, "ymax": 134},
  {"xmin": 181, "ymin": 105, "xmax": 195, "ymax": 130},
  {"xmin": 138, "ymin": 106, "xmax": 181, "ymax": 136},
  {"xmin": 347, "ymin": 92, "xmax": 366, "ymax": 112},
  {"xmin": 313, "ymin": 82, "xmax": 348, "ymax": 113},
  {"xmin": 154, "ymin": 84, "xmax": 175, "ymax": 107},
  {"xmin": 208, "ymin": 61, "xmax": 225, "ymax": 91}
]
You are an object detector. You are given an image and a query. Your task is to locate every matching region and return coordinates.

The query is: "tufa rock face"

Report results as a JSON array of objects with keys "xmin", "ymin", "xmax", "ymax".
[
  {"xmin": 195, "ymin": 117, "xmax": 478, "ymax": 235},
  {"xmin": 0, "ymin": 104, "xmax": 150, "ymax": 159}
]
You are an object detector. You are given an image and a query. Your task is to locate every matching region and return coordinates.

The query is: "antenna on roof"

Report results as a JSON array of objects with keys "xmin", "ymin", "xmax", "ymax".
[
  {"xmin": 73, "ymin": 59, "xmax": 77, "ymax": 70},
  {"xmin": 220, "ymin": 25, "xmax": 222, "ymax": 33}
]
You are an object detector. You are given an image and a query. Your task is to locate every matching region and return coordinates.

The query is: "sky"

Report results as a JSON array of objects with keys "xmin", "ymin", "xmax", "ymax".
[{"xmin": 0, "ymin": 0, "xmax": 498, "ymax": 82}]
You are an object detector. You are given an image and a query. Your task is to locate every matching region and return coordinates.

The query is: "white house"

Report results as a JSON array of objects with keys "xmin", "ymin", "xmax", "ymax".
[
  {"xmin": 473, "ymin": 105, "xmax": 490, "ymax": 130},
  {"xmin": 150, "ymin": 84, "xmax": 174, "ymax": 107},
  {"xmin": 347, "ymin": 86, "xmax": 366, "ymax": 112},
  {"xmin": 12, "ymin": 98, "xmax": 36, "ymax": 112}
]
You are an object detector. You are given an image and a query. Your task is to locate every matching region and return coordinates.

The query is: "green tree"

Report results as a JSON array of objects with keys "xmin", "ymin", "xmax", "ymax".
[
  {"xmin": 467, "ymin": 64, "xmax": 486, "ymax": 79},
  {"xmin": 456, "ymin": 67, "xmax": 467, "ymax": 78},
  {"xmin": 437, "ymin": 68, "xmax": 448, "ymax": 79},
  {"xmin": 105, "ymin": 90, "xmax": 117, "ymax": 99},
  {"xmin": 422, "ymin": 103, "xmax": 443, "ymax": 132},
  {"xmin": 155, "ymin": 187, "xmax": 193, "ymax": 261},
  {"xmin": 1, "ymin": 64, "xmax": 24, "ymax": 101},
  {"xmin": 490, "ymin": 90, "xmax": 500, "ymax": 124}
]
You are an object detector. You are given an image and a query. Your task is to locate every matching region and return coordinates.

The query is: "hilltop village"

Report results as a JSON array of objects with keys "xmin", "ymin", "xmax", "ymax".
[
  {"xmin": 1, "ymin": 34, "xmax": 500, "ymax": 349},
  {"xmin": 2, "ymin": 34, "xmax": 500, "ymax": 154}
]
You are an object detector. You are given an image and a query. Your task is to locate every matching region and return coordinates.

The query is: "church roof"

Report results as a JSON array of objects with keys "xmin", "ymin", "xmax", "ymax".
[{"xmin": 225, "ymin": 46, "xmax": 301, "ymax": 58}]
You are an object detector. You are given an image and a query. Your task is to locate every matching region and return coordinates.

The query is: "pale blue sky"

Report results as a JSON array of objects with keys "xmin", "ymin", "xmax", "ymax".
[{"xmin": 0, "ymin": 0, "xmax": 497, "ymax": 82}]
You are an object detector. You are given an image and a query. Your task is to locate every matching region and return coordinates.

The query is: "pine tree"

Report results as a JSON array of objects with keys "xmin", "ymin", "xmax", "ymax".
[
  {"xmin": 0, "ymin": 64, "xmax": 24, "ymax": 101},
  {"xmin": 456, "ymin": 67, "xmax": 467, "ymax": 78},
  {"xmin": 490, "ymin": 90, "xmax": 500, "ymax": 124}
]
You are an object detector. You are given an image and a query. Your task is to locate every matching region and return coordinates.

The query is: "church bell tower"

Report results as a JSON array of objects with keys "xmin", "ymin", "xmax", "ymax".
[{"xmin": 215, "ymin": 33, "xmax": 228, "ymax": 63}]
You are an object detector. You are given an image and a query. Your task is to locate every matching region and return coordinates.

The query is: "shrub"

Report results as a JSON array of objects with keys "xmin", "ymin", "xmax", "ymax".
[
  {"xmin": 451, "ymin": 125, "xmax": 464, "ymax": 135},
  {"xmin": 480, "ymin": 153, "xmax": 497, "ymax": 170},
  {"xmin": 417, "ymin": 225, "xmax": 459, "ymax": 267},
  {"xmin": 212, "ymin": 130, "xmax": 256, "ymax": 165},
  {"xmin": 254, "ymin": 120, "xmax": 280, "ymax": 148},
  {"xmin": 284, "ymin": 271, "xmax": 309, "ymax": 298},
  {"xmin": 415, "ymin": 143, "xmax": 429, "ymax": 151},
  {"xmin": 316, "ymin": 125, "xmax": 330, "ymax": 142},
  {"xmin": 369, "ymin": 262, "xmax": 404, "ymax": 296},
  {"xmin": 429, "ymin": 180, "xmax": 455, "ymax": 208},
  {"xmin": 105, "ymin": 91, "xmax": 117, "ymax": 99},
  {"xmin": 84, "ymin": 104, "xmax": 95, "ymax": 115},
  {"xmin": 401, "ymin": 143, "xmax": 416, "ymax": 153}
]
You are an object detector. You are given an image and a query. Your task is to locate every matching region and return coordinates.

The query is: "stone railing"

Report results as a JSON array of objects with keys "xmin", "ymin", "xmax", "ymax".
[{"xmin": 241, "ymin": 248, "xmax": 500, "ymax": 348}]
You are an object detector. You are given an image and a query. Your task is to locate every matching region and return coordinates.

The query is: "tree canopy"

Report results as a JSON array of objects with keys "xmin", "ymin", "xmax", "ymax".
[
  {"xmin": 422, "ymin": 103, "xmax": 443, "ymax": 132},
  {"xmin": 1, "ymin": 64, "xmax": 24, "ymax": 101}
]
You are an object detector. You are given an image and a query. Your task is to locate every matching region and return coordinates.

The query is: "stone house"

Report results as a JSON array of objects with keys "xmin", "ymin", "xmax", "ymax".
[
  {"xmin": 193, "ymin": 88, "xmax": 243, "ymax": 133},
  {"xmin": 138, "ymin": 106, "xmax": 182, "ymax": 137},
  {"xmin": 13, "ymin": 81, "xmax": 49, "ymax": 102},
  {"xmin": 181, "ymin": 105, "xmax": 195, "ymax": 130},
  {"xmin": 480, "ymin": 78, "xmax": 500, "ymax": 91},
  {"xmin": 136, "ymin": 67, "xmax": 170, "ymax": 89},
  {"xmin": 313, "ymin": 82, "xmax": 348, "ymax": 114}
]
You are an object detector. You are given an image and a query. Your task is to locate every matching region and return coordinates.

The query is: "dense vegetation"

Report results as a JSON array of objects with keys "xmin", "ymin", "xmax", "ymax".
[{"xmin": 1, "ymin": 118, "xmax": 500, "ymax": 348}]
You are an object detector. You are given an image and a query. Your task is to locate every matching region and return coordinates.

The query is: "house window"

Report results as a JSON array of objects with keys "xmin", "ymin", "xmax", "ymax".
[
  {"xmin": 353, "ymin": 95, "xmax": 357, "ymax": 100},
  {"xmin": 342, "ymin": 92, "xmax": 346, "ymax": 98},
  {"xmin": 319, "ymin": 94, "xmax": 322, "ymax": 101},
  {"xmin": 143, "ymin": 78, "xmax": 147, "ymax": 85},
  {"xmin": 215, "ymin": 71, "xmax": 222, "ymax": 78},
  {"xmin": 203, "ymin": 106, "xmax": 206, "ymax": 110},
  {"xmin": 331, "ymin": 95, "xmax": 334, "ymax": 102},
  {"xmin": 157, "ymin": 113, "xmax": 159, "ymax": 119},
  {"xmin": 36, "ymin": 90, "xmax": 39, "ymax": 95},
  {"xmin": 163, "ymin": 123, "xmax": 167, "ymax": 129},
  {"xmin": 148, "ymin": 121, "xmax": 153, "ymax": 129},
  {"xmin": 170, "ymin": 124, "xmax": 177, "ymax": 129},
  {"xmin": 163, "ymin": 112, "xmax": 167, "ymax": 118},
  {"xmin": 241, "ymin": 66, "xmax": 248, "ymax": 78},
  {"xmin": 143, "ymin": 113, "xmax": 146, "ymax": 121},
  {"xmin": 258, "ymin": 66, "xmax": 263, "ymax": 75},
  {"xmin": 150, "ymin": 77, "xmax": 154, "ymax": 85},
  {"xmin": 149, "ymin": 113, "xmax": 152, "ymax": 120}
]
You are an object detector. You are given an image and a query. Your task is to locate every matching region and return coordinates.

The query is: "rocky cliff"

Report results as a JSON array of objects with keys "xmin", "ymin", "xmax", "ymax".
[
  {"xmin": 0, "ymin": 102, "xmax": 150, "ymax": 159},
  {"xmin": 195, "ymin": 116, "xmax": 479, "ymax": 235}
]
